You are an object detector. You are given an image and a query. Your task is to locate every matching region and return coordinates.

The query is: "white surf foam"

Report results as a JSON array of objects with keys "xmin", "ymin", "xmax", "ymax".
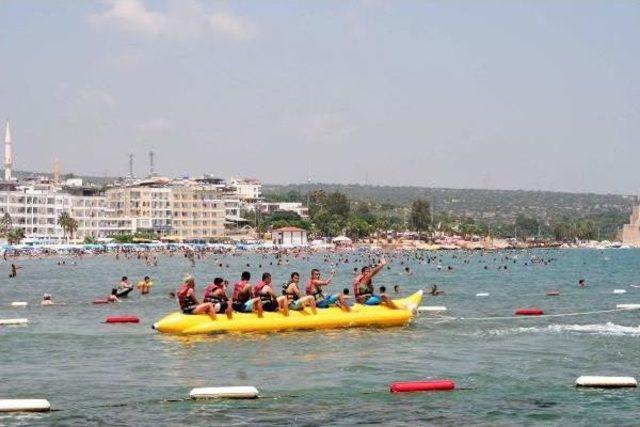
[{"xmin": 486, "ymin": 322, "xmax": 640, "ymax": 337}]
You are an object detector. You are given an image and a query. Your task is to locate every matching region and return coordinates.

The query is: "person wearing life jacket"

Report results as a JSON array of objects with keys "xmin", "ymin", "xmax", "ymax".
[
  {"xmin": 353, "ymin": 259, "xmax": 398, "ymax": 308},
  {"xmin": 203, "ymin": 277, "xmax": 233, "ymax": 319},
  {"xmin": 306, "ymin": 268, "xmax": 349, "ymax": 311},
  {"xmin": 176, "ymin": 275, "xmax": 217, "ymax": 319},
  {"xmin": 254, "ymin": 272, "xmax": 289, "ymax": 315},
  {"xmin": 283, "ymin": 272, "xmax": 317, "ymax": 314},
  {"xmin": 137, "ymin": 276, "xmax": 153, "ymax": 295},
  {"xmin": 231, "ymin": 271, "xmax": 263, "ymax": 317}
]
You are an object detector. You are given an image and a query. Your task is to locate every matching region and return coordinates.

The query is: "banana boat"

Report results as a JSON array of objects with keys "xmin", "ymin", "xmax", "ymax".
[{"xmin": 153, "ymin": 290, "xmax": 423, "ymax": 334}]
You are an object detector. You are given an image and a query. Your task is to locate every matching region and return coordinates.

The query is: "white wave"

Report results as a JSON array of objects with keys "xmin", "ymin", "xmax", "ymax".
[{"xmin": 486, "ymin": 322, "xmax": 640, "ymax": 337}]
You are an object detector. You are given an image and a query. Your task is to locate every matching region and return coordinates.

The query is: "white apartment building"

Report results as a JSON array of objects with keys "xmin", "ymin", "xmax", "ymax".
[
  {"xmin": 0, "ymin": 183, "xmax": 107, "ymax": 242},
  {"xmin": 170, "ymin": 185, "xmax": 225, "ymax": 240},
  {"xmin": 258, "ymin": 202, "xmax": 309, "ymax": 218},
  {"xmin": 228, "ymin": 178, "xmax": 261, "ymax": 201}
]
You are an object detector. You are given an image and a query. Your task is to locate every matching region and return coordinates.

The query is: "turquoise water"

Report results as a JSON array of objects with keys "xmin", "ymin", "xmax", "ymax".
[{"xmin": 0, "ymin": 249, "xmax": 639, "ymax": 426}]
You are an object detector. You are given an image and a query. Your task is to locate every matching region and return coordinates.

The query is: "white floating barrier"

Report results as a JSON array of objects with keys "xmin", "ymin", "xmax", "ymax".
[
  {"xmin": 0, "ymin": 318, "xmax": 28, "ymax": 326},
  {"xmin": 190, "ymin": 386, "xmax": 259, "ymax": 399},
  {"xmin": 613, "ymin": 289, "xmax": 627, "ymax": 294},
  {"xmin": 0, "ymin": 399, "xmax": 51, "ymax": 412},
  {"xmin": 10, "ymin": 302, "xmax": 27, "ymax": 307},
  {"xmin": 576, "ymin": 376, "xmax": 637, "ymax": 388},
  {"xmin": 418, "ymin": 306, "xmax": 447, "ymax": 313},
  {"xmin": 617, "ymin": 304, "xmax": 640, "ymax": 310},
  {"xmin": 476, "ymin": 293, "xmax": 490, "ymax": 297}
]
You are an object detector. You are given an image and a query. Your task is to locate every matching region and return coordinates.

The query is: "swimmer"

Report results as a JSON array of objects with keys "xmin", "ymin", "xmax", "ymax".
[
  {"xmin": 429, "ymin": 285, "xmax": 446, "ymax": 296},
  {"xmin": 41, "ymin": 293, "xmax": 53, "ymax": 305},
  {"xmin": 578, "ymin": 279, "xmax": 586, "ymax": 288},
  {"xmin": 136, "ymin": 276, "xmax": 153, "ymax": 295}
]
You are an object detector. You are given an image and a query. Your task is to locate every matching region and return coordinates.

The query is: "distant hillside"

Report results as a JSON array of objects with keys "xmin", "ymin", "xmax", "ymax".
[{"xmin": 264, "ymin": 183, "xmax": 634, "ymax": 237}]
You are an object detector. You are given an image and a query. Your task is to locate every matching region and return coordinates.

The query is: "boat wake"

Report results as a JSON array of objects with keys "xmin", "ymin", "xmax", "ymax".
[{"xmin": 486, "ymin": 322, "xmax": 640, "ymax": 337}]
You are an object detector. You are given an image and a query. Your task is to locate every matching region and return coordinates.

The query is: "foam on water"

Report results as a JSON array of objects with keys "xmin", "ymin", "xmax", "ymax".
[{"xmin": 486, "ymin": 322, "xmax": 640, "ymax": 337}]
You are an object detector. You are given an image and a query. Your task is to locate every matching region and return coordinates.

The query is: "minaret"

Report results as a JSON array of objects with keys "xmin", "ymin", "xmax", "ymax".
[
  {"xmin": 128, "ymin": 153, "xmax": 134, "ymax": 178},
  {"xmin": 4, "ymin": 121, "xmax": 12, "ymax": 182},
  {"xmin": 148, "ymin": 150, "xmax": 155, "ymax": 176}
]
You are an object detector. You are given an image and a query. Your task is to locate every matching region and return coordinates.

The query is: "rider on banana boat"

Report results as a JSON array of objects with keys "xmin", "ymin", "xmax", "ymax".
[
  {"xmin": 231, "ymin": 271, "xmax": 263, "ymax": 317},
  {"xmin": 176, "ymin": 275, "xmax": 217, "ymax": 320},
  {"xmin": 283, "ymin": 272, "xmax": 317, "ymax": 314},
  {"xmin": 203, "ymin": 277, "xmax": 233, "ymax": 319},
  {"xmin": 353, "ymin": 259, "xmax": 398, "ymax": 309},
  {"xmin": 306, "ymin": 268, "xmax": 350, "ymax": 311},
  {"xmin": 254, "ymin": 272, "xmax": 289, "ymax": 316}
]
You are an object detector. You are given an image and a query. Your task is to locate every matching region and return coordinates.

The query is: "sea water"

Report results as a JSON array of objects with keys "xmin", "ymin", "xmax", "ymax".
[{"xmin": 0, "ymin": 248, "xmax": 638, "ymax": 426}]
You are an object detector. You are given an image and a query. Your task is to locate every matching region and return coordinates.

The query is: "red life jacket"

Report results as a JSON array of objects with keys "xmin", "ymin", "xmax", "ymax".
[
  {"xmin": 306, "ymin": 279, "xmax": 315, "ymax": 296},
  {"xmin": 253, "ymin": 280, "xmax": 267, "ymax": 298},
  {"xmin": 177, "ymin": 283, "xmax": 194, "ymax": 309},
  {"xmin": 232, "ymin": 280, "xmax": 248, "ymax": 301},
  {"xmin": 203, "ymin": 283, "xmax": 224, "ymax": 302}
]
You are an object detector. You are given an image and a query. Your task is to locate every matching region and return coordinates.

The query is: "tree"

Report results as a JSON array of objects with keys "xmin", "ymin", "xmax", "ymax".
[
  {"xmin": 515, "ymin": 214, "xmax": 540, "ymax": 238},
  {"xmin": 112, "ymin": 233, "xmax": 134, "ymax": 244},
  {"xmin": 84, "ymin": 236, "xmax": 98, "ymax": 244},
  {"xmin": 0, "ymin": 212, "xmax": 12, "ymax": 236},
  {"xmin": 409, "ymin": 199, "xmax": 431, "ymax": 233},
  {"xmin": 6, "ymin": 228, "xmax": 25, "ymax": 245},
  {"xmin": 346, "ymin": 217, "xmax": 371, "ymax": 239},
  {"xmin": 58, "ymin": 212, "xmax": 79, "ymax": 241},
  {"xmin": 325, "ymin": 192, "xmax": 350, "ymax": 218}
]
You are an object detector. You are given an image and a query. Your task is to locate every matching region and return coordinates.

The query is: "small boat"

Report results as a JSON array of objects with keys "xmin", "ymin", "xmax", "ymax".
[{"xmin": 153, "ymin": 291, "xmax": 423, "ymax": 335}]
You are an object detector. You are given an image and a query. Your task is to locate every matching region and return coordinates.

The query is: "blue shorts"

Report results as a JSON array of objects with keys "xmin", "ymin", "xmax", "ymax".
[
  {"xmin": 316, "ymin": 294, "xmax": 339, "ymax": 309},
  {"xmin": 289, "ymin": 300, "xmax": 304, "ymax": 310},
  {"xmin": 364, "ymin": 295, "xmax": 381, "ymax": 306}
]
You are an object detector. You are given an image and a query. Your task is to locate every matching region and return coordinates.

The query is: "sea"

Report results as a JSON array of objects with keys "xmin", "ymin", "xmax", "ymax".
[{"xmin": 0, "ymin": 248, "xmax": 638, "ymax": 426}]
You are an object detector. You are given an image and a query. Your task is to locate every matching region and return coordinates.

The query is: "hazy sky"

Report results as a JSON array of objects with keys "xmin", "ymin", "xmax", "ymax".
[{"xmin": 0, "ymin": 1, "xmax": 638, "ymax": 193}]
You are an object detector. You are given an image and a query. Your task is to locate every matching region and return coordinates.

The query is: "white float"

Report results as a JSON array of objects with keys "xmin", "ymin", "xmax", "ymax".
[
  {"xmin": 0, "ymin": 318, "xmax": 28, "ymax": 326},
  {"xmin": 190, "ymin": 386, "xmax": 259, "ymax": 399},
  {"xmin": 10, "ymin": 302, "xmax": 27, "ymax": 307},
  {"xmin": 418, "ymin": 306, "xmax": 447, "ymax": 313},
  {"xmin": 613, "ymin": 289, "xmax": 627, "ymax": 294},
  {"xmin": 476, "ymin": 293, "xmax": 490, "ymax": 297},
  {"xmin": 617, "ymin": 304, "xmax": 640, "ymax": 310},
  {"xmin": 0, "ymin": 399, "xmax": 51, "ymax": 412},
  {"xmin": 575, "ymin": 376, "xmax": 637, "ymax": 388}
]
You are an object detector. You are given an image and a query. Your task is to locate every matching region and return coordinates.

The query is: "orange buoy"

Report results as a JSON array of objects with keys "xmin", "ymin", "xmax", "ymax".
[
  {"xmin": 515, "ymin": 308, "xmax": 544, "ymax": 316},
  {"xmin": 105, "ymin": 316, "xmax": 140, "ymax": 323},
  {"xmin": 390, "ymin": 379, "xmax": 455, "ymax": 393},
  {"xmin": 546, "ymin": 290, "xmax": 560, "ymax": 296}
]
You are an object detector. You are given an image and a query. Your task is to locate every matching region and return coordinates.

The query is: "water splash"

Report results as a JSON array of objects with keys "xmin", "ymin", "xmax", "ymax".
[{"xmin": 486, "ymin": 322, "xmax": 640, "ymax": 337}]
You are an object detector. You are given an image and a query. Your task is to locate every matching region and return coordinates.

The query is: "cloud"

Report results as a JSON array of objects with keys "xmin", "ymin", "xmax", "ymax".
[
  {"xmin": 90, "ymin": 0, "xmax": 258, "ymax": 41},
  {"xmin": 75, "ymin": 87, "xmax": 116, "ymax": 108},
  {"xmin": 137, "ymin": 117, "xmax": 173, "ymax": 132}
]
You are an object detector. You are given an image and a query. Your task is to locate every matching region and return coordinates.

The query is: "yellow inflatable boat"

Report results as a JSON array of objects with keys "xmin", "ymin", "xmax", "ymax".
[{"xmin": 153, "ymin": 290, "xmax": 423, "ymax": 335}]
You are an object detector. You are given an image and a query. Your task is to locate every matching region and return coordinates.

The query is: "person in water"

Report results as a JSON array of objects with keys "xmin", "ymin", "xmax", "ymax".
[
  {"xmin": 41, "ymin": 293, "xmax": 53, "ymax": 305},
  {"xmin": 108, "ymin": 288, "xmax": 120, "ymax": 303},
  {"xmin": 430, "ymin": 284, "xmax": 446, "ymax": 296},
  {"xmin": 306, "ymin": 268, "xmax": 349, "ymax": 311},
  {"xmin": 232, "ymin": 271, "xmax": 263, "ymax": 317},
  {"xmin": 578, "ymin": 279, "xmax": 586, "ymax": 288},
  {"xmin": 353, "ymin": 259, "xmax": 398, "ymax": 309},
  {"xmin": 254, "ymin": 272, "xmax": 289, "ymax": 315},
  {"xmin": 119, "ymin": 276, "xmax": 133, "ymax": 290},
  {"xmin": 283, "ymin": 272, "xmax": 317, "ymax": 314},
  {"xmin": 137, "ymin": 276, "xmax": 153, "ymax": 295},
  {"xmin": 176, "ymin": 276, "xmax": 217, "ymax": 320},
  {"xmin": 203, "ymin": 277, "xmax": 233, "ymax": 319}
]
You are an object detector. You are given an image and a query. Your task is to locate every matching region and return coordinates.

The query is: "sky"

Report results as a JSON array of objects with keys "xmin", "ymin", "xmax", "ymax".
[{"xmin": 0, "ymin": 1, "xmax": 638, "ymax": 194}]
